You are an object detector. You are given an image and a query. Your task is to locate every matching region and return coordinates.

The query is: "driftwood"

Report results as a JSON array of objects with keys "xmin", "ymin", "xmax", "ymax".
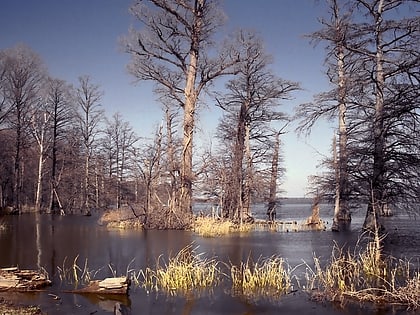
[
  {"xmin": 67, "ymin": 277, "xmax": 130, "ymax": 295},
  {"xmin": 0, "ymin": 267, "xmax": 51, "ymax": 291}
]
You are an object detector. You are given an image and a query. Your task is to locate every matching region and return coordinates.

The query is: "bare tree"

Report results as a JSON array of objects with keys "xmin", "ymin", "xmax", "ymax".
[
  {"xmin": 44, "ymin": 78, "xmax": 75, "ymax": 214},
  {"xmin": 267, "ymin": 130, "xmax": 282, "ymax": 222},
  {"xmin": 124, "ymin": 0, "xmax": 244, "ymax": 226},
  {"xmin": 346, "ymin": 0, "xmax": 420, "ymax": 230},
  {"xmin": 103, "ymin": 112, "xmax": 138, "ymax": 208},
  {"xmin": 297, "ymin": 0, "xmax": 419, "ymax": 231},
  {"xmin": 216, "ymin": 31, "xmax": 299, "ymax": 221},
  {"xmin": 1, "ymin": 45, "xmax": 46, "ymax": 211},
  {"xmin": 295, "ymin": 0, "xmax": 355, "ymax": 230},
  {"xmin": 76, "ymin": 76, "xmax": 104, "ymax": 214},
  {"xmin": 29, "ymin": 100, "xmax": 51, "ymax": 212},
  {"xmin": 0, "ymin": 50, "xmax": 13, "ymax": 125}
]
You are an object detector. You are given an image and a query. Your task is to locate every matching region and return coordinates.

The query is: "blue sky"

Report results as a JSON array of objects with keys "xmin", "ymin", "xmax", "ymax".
[{"xmin": 0, "ymin": 0, "xmax": 336, "ymax": 197}]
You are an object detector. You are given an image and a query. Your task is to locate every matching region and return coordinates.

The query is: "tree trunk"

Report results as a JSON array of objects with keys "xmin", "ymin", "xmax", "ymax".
[
  {"xmin": 242, "ymin": 122, "xmax": 252, "ymax": 218},
  {"xmin": 34, "ymin": 142, "xmax": 44, "ymax": 212},
  {"xmin": 178, "ymin": 0, "xmax": 203, "ymax": 219},
  {"xmin": 233, "ymin": 102, "xmax": 247, "ymax": 222},
  {"xmin": 13, "ymin": 118, "xmax": 22, "ymax": 212},
  {"xmin": 84, "ymin": 153, "xmax": 90, "ymax": 214},
  {"xmin": 336, "ymin": 39, "xmax": 351, "ymax": 222},
  {"xmin": 267, "ymin": 132, "xmax": 280, "ymax": 222},
  {"xmin": 363, "ymin": 0, "xmax": 385, "ymax": 231},
  {"xmin": 49, "ymin": 103, "xmax": 58, "ymax": 214}
]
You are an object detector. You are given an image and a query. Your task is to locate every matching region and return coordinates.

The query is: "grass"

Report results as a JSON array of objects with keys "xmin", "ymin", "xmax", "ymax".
[
  {"xmin": 52, "ymin": 241, "xmax": 419, "ymax": 310},
  {"xmin": 0, "ymin": 218, "xmax": 6, "ymax": 231},
  {"xmin": 193, "ymin": 216, "xmax": 253, "ymax": 237},
  {"xmin": 139, "ymin": 244, "xmax": 220, "ymax": 296},
  {"xmin": 305, "ymin": 235, "xmax": 420, "ymax": 309},
  {"xmin": 99, "ymin": 207, "xmax": 143, "ymax": 229},
  {"xmin": 57, "ymin": 255, "xmax": 102, "ymax": 286},
  {"xmin": 230, "ymin": 256, "xmax": 293, "ymax": 299}
]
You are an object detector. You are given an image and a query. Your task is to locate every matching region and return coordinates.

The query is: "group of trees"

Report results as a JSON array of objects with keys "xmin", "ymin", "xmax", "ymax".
[
  {"xmin": 296, "ymin": 0, "xmax": 419, "ymax": 230},
  {"xmin": 1, "ymin": 0, "xmax": 418, "ymax": 232},
  {"xmin": 0, "ymin": 45, "xmax": 144, "ymax": 216},
  {"xmin": 123, "ymin": 0, "xmax": 300, "ymax": 227}
]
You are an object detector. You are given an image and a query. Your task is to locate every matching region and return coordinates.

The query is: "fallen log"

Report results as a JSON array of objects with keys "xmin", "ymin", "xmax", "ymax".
[
  {"xmin": 67, "ymin": 277, "xmax": 130, "ymax": 295},
  {"xmin": 0, "ymin": 267, "xmax": 51, "ymax": 291}
]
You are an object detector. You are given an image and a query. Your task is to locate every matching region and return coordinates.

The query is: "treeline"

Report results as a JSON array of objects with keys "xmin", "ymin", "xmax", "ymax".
[
  {"xmin": 1, "ymin": 0, "xmax": 419, "ymax": 232},
  {"xmin": 0, "ymin": 43, "xmax": 292, "ymax": 229},
  {"xmin": 0, "ymin": 45, "xmax": 155, "ymax": 216}
]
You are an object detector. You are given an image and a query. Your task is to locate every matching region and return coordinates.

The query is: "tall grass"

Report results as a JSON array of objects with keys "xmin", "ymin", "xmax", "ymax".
[
  {"xmin": 230, "ymin": 256, "xmax": 293, "ymax": 299},
  {"xmin": 193, "ymin": 216, "xmax": 253, "ymax": 237},
  {"xmin": 57, "ymin": 255, "xmax": 102, "ymax": 286},
  {"xmin": 305, "ymin": 236, "xmax": 420, "ymax": 309},
  {"xmin": 139, "ymin": 244, "xmax": 220, "ymax": 296},
  {"xmin": 54, "ymin": 242, "xmax": 419, "ymax": 310},
  {"xmin": 0, "ymin": 218, "xmax": 6, "ymax": 231}
]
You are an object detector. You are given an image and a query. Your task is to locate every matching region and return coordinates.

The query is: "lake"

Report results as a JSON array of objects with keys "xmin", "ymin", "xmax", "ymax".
[{"xmin": 0, "ymin": 202, "xmax": 418, "ymax": 314}]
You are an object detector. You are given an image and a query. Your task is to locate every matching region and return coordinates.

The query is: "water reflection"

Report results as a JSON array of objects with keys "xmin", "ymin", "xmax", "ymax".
[{"xmin": 0, "ymin": 209, "xmax": 418, "ymax": 315}]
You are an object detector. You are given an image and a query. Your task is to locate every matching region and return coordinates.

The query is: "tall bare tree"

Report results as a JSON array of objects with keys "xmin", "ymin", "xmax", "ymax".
[
  {"xmin": 45, "ymin": 78, "xmax": 75, "ymax": 214},
  {"xmin": 124, "ymin": 0, "xmax": 243, "ymax": 226},
  {"xmin": 1, "ymin": 45, "xmax": 46, "ymax": 211},
  {"xmin": 29, "ymin": 100, "xmax": 51, "ymax": 212},
  {"xmin": 216, "ymin": 31, "xmax": 298, "ymax": 221},
  {"xmin": 346, "ymin": 0, "xmax": 420, "ymax": 230},
  {"xmin": 296, "ymin": 0, "xmax": 419, "ymax": 231},
  {"xmin": 103, "ymin": 112, "xmax": 138, "ymax": 208},
  {"xmin": 76, "ymin": 76, "xmax": 104, "ymax": 214},
  {"xmin": 295, "ymin": 0, "xmax": 354, "ymax": 230},
  {"xmin": 133, "ymin": 125, "xmax": 164, "ymax": 227}
]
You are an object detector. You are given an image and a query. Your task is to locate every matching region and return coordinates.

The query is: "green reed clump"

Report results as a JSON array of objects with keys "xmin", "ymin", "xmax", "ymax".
[
  {"xmin": 305, "ymin": 237, "xmax": 420, "ymax": 310},
  {"xmin": 230, "ymin": 256, "xmax": 293, "ymax": 299},
  {"xmin": 140, "ymin": 244, "xmax": 220, "ymax": 296}
]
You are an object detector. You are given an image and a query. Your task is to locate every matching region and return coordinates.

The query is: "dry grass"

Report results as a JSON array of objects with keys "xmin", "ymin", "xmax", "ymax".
[
  {"xmin": 0, "ymin": 299, "xmax": 43, "ymax": 315},
  {"xmin": 98, "ymin": 207, "xmax": 143, "ymax": 229},
  {"xmin": 305, "ymin": 236, "xmax": 420, "ymax": 310},
  {"xmin": 57, "ymin": 256, "xmax": 101, "ymax": 286},
  {"xmin": 193, "ymin": 216, "xmax": 253, "ymax": 237},
  {"xmin": 139, "ymin": 244, "xmax": 220, "ymax": 296},
  {"xmin": 230, "ymin": 256, "xmax": 293, "ymax": 299},
  {"xmin": 0, "ymin": 219, "xmax": 6, "ymax": 231}
]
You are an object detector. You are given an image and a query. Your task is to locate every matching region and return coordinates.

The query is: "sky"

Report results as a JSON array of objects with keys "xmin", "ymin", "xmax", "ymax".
[{"xmin": 0, "ymin": 0, "xmax": 336, "ymax": 197}]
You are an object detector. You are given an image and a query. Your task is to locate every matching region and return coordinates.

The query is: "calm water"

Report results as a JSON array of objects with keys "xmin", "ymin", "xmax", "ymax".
[{"xmin": 0, "ymin": 203, "xmax": 418, "ymax": 315}]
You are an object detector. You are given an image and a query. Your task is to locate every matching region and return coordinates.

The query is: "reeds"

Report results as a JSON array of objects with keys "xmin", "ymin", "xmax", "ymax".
[
  {"xmin": 99, "ymin": 207, "xmax": 143, "ymax": 229},
  {"xmin": 0, "ymin": 218, "xmax": 6, "ymax": 231},
  {"xmin": 305, "ymin": 237, "xmax": 420, "ymax": 309},
  {"xmin": 139, "ymin": 244, "xmax": 220, "ymax": 296},
  {"xmin": 57, "ymin": 255, "xmax": 101, "ymax": 286},
  {"xmin": 53, "ymin": 242, "xmax": 419, "ymax": 310},
  {"xmin": 193, "ymin": 216, "xmax": 253, "ymax": 237},
  {"xmin": 230, "ymin": 256, "xmax": 293, "ymax": 299}
]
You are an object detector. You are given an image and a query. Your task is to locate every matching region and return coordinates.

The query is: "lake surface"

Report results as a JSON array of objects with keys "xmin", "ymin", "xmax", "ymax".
[{"xmin": 0, "ymin": 203, "xmax": 418, "ymax": 315}]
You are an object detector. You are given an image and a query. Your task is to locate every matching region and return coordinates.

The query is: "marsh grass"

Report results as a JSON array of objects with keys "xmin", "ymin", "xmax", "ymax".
[
  {"xmin": 193, "ymin": 216, "xmax": 253, "ymax": 237},
  {"xmin": 0, "ymin": 218, "xmax": 6, "ymax": 231},
  {"xmin": 139, "ymin": 244, "xmax": 220, "ymax": 296},
  {"xmin": 57, "ymin": 255, "xmax": 102, "ymax": 286},
  {"xmin": 230, "ymin": 256, "xmax": 293, "ymax": 299},
  {"xmin": 99, "ymin": 207, "xmax": 143, "ymax": 229},
  {"xmin": 305, "ymin": 236, "xmax": 420, "ymax": 309}
]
